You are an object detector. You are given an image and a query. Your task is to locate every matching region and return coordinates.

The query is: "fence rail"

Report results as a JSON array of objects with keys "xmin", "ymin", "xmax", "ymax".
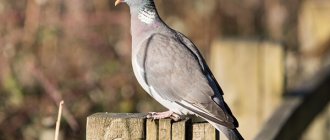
[
  {"xmin": 86, "ymin": 113, "xmax": 219, "ymax": 140},
  {"xmin": 255, "ymin": 67, "xmax": 330, "ymax": 140}
]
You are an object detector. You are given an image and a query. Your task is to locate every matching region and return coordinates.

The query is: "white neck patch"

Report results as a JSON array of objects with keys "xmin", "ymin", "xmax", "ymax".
[{"xmin": 138, "ymin": 8, "xmax": 156, "ymax": 24}]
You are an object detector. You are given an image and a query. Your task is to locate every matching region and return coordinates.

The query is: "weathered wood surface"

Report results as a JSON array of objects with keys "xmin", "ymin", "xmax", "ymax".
[
  {"xmin": 87, "ymin": 113, "xmax": 219, "ymax": 140},
  {"xmin": 192, "ymin": 122, "xmax": 219, "ymax": 140},
  {"xmin": 86, "ymin": 113, "xmax": 147, "ymax": 140},
  {"xmin": 171, "ymin": 118, "xmax": 190, "ymax": 140},
  {"xmin": 146, "ymin": 119, "xmax": 158, "ymax": 140},
  {"xmin": 210, "ymin": 39, "xmax": 284, "ymax": 139},
  {"xmin": 255, "ymin": 67, "xmax": 330, "ymax": 140},
  {"xmin": 158, "ymin": 119, "xmax": 172, "ymax": 140}
]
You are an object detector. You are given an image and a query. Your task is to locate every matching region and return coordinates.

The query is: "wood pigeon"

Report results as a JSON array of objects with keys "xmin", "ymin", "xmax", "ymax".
[{"xmin": 115, "ymin": 0, "xmax": 243, "ymax": 139}]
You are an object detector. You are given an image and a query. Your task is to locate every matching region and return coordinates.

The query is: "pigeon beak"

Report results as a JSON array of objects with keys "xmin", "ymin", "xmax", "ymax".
[{"xmin": 115, "ymin": 0, "xmax": 125, "ymax": 6}]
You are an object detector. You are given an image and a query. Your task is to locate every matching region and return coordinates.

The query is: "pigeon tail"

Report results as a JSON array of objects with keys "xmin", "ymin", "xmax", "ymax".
[{"xmin": 209, "ymin": 121, "xmax": 244, "ymax": 140}]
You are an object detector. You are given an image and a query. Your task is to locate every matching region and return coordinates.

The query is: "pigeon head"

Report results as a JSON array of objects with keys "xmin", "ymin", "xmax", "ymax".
[
  {"xmin": 115, "ymin": 0, "xmax": 154, "ymax": 8},
  {"xmin": 115, "ymin": 0, "xmax": 159, "ymax": 25}
]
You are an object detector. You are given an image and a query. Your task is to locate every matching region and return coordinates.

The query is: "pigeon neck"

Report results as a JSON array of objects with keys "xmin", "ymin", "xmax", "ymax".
[
  {"xmin": 137, "ymin": 2, "xmax": 157, "ymax": 24},
  {"xmin": 130, "ymin": 5, "xmax": 163, "ymax": 46}
]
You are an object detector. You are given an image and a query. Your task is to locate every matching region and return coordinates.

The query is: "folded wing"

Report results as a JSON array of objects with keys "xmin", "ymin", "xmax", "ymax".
[{"xmin": 137, "ymin": 33, "xmax": 237, "ymax": 128}]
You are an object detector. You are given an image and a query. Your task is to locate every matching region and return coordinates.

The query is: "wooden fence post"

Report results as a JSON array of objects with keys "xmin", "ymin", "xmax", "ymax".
[
  {"xmin": 86, "ymin": 113, "xmax": 219, "ymax": 140},
  {"xmin": 86, "ymin": 113, "xmax": 147, "ymax": 140}
]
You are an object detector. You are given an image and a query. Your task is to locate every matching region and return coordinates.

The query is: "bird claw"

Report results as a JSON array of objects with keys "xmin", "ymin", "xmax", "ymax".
[
  {"xmin": 169, "ymin": 113, "xmax": 181, "ymax": 121},
  {"xmin": 146, "ymin": 111, "xmax": 182, "ymax": 121}
]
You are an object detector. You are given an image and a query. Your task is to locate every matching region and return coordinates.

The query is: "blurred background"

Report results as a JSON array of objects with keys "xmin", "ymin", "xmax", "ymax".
[{"xmin": 0, "ymin": 0, "xmax": 330, "ymax": 139}]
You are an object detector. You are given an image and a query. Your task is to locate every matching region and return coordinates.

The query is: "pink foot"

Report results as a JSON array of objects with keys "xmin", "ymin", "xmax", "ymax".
[{"xmin": 147, "ymin": 111, "xmax": 181, "ymax": 121}]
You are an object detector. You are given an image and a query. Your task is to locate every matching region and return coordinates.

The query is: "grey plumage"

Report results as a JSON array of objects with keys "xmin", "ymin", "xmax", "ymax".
[{"xmin": 116, "ymin": 0, "xmax": 243, "ymax": 139}]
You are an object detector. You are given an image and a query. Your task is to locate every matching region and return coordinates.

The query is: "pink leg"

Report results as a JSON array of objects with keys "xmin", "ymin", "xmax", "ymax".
[{"xmin": 147, "ymin": 110, "xmax": 182, "ymax": 121}]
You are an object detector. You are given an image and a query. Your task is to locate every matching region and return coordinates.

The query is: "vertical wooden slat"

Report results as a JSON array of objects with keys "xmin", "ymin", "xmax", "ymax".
[
  {"xmin": 159, "ymin": 119, "xmax": 172, "ymax": 140},
  {"xmin": 146, "ymin": 119, "xmax": 158, "ymax": 140},
  {"xmin": 210, "ymin": 39, "xmax": 284, "ymax": 139},
  {"xmin": 259, "ymin": 42, "xmax": 284, "ymax": 121},
  {"xmin": 192, "ymin": 123, "xmax": 218, "ymax": 140},
  {"xmin": 192, "ymin": 123, "xmax": 205, "ymax": 140},
  {"xmin": 204, "ymin": 123, "xmax": 218, "ymax": 140},
  {"xmin": 172, "ymin": 118, "xmax": 190, "ymax": 140},
  {"xmin": 210, "ymin": 40, "xmax": 260, "ymax": 139}
]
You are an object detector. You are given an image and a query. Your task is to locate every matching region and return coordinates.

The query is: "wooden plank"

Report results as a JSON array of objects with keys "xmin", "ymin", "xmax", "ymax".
[
  {"xmin": 210, "ymin": 39, "xmax": 284, "ymax": 139},
  {"xmin": 204, "ymin": 123, "xmax": 218, "ymax": 140},
  {"xmin": 259, "ymin": 42, "xmax": 284, "ymax": 121},
  {"xmin": 192, "ymin": 122, "xmax": 218, "ymax": 140},
  {"xmin": 146, "ymin": 119, "xmax": 158, "ymax": 140},
  {"xmin": 210, "ymin": 39, "xmax": 261, "ymax": 140},
  {"xmin": 172, "ymin": 118, "xmax": 190, "ymax": 140},
  {"xmin": 192, "ymin": 123, "xmax": 206, "ymax": 140},
  {"xmin": 159, "ymin": 119, "xmax": 172, "ymax": 140},
  {"xmin": 86, "ymin": 113, "xmax": 146, "ymax": 140}
]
